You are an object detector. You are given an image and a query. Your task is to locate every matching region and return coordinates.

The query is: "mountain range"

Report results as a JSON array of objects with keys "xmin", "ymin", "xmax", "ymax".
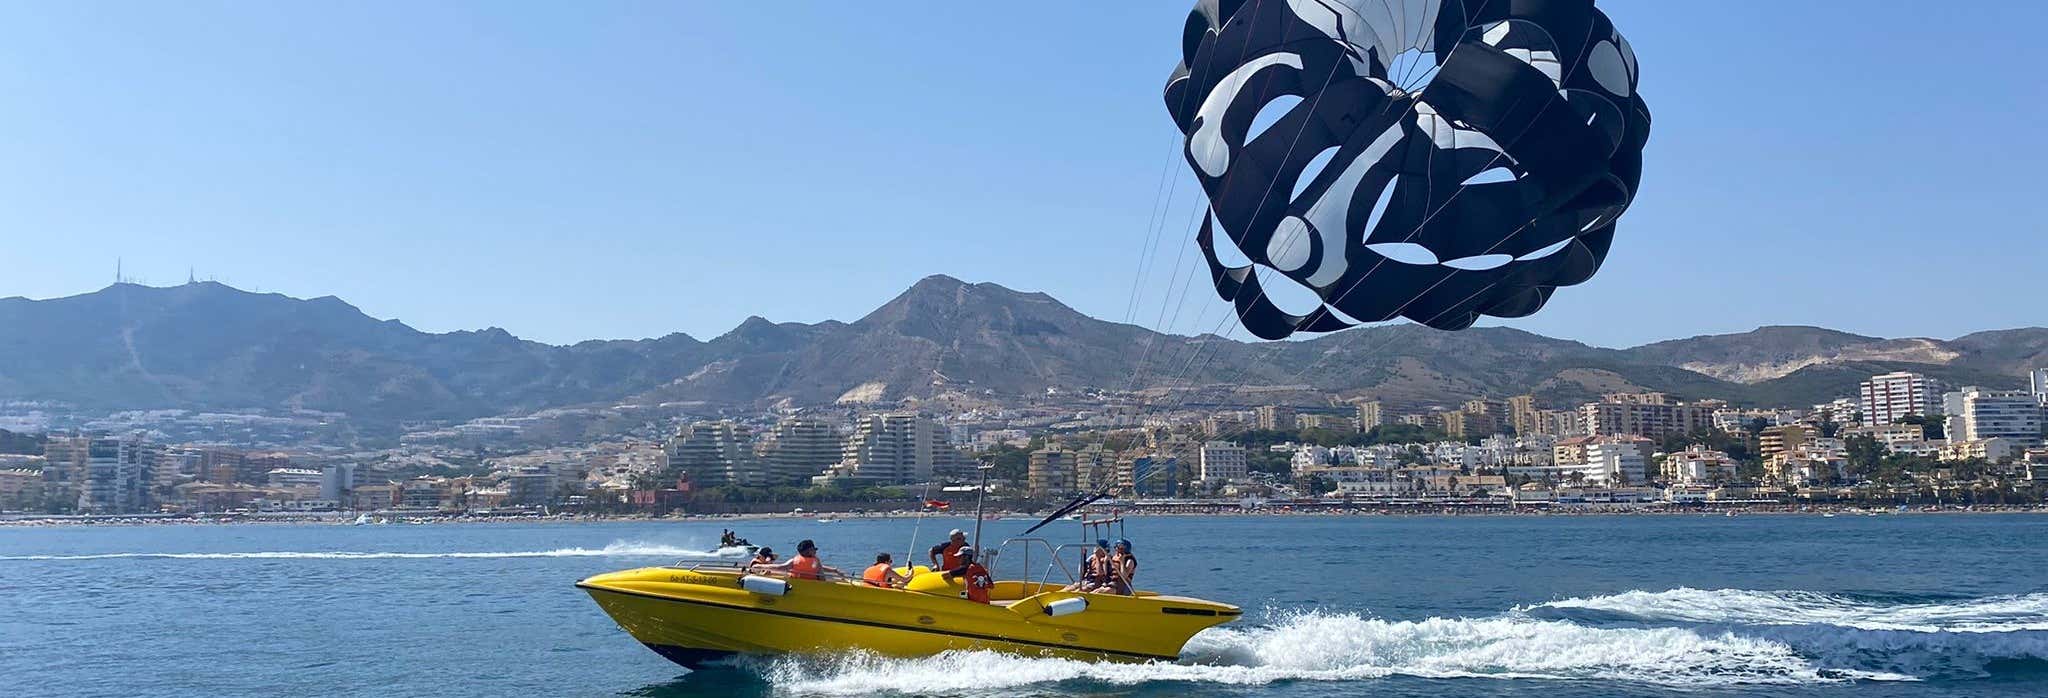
[{"xmin": 1, "ymin": 277, "xmax": 2041, "ymax": 425}]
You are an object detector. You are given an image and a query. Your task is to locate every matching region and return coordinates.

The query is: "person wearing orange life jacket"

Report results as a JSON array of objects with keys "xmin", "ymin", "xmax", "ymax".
[
  {"xmin": 927, "ymin": 529, "xmax": 969, "ymax": 570},
  {"xmin": 940, "ymin": 546, "xmax": 994, "ymax": 604},
  {"xmin": 862, "ymin": 552, "xmax": 909, "ymax": 588},
  {"xmin": 753, "ymin": 539, "xmax": 843, "ymax": 581}
]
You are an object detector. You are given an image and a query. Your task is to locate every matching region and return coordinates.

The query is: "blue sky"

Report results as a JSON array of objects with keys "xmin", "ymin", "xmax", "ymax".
[{"xmin": 3, "ymin": 2, "xmax": 2042, "ymax": 348}]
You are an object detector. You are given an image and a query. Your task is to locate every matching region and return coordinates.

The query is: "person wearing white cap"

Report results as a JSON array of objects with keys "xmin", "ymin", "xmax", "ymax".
[
  {"xmin": 940, "ymin": 546, "xmax": 994, "ymax": 604},
  {"xmin": 928, "ymin": 529, "xmax": 969, "ymax": 570}
]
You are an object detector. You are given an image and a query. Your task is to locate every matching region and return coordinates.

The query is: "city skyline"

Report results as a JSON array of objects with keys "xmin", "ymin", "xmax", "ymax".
[{"xmin": 5, "ymin": 2, "xmax": 2045, "ymax": 347}]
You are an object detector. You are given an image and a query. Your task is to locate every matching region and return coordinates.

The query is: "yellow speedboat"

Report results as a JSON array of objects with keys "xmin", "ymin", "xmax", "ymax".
[{"xmin": 577, "ymin": 562, "xmax": 1240, "ymax": 666}]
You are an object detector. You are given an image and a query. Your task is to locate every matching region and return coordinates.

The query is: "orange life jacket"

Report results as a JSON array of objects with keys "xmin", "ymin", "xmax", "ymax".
[
  {"xmin": 863, "ymin": 563, "xmax": 893, "ymax": 587},
  {"xmin": 938, "ymin": 541, "xmax": 965, "ymax": 570},
  {"xmin": 790, "ymin": 554, "xmax": 821, "ymax": 580}
]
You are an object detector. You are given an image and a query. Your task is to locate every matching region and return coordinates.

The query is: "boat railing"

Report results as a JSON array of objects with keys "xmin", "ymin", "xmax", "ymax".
[
  {"xmin": 678, "ymin": 560, "xmax": 748, "ymax": 572},
  {"xmin": 994, "ymin": 537, "xmax": 1089, "ymax": 589}
]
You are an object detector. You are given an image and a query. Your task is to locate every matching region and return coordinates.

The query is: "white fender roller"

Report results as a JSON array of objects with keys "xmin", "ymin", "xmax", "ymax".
[
  {"xmin": 740, "ymin": 575, "xmax": 789, "ymax": 596},
  {"xmin": 1044, "ymin": 596, "xmax": 1088, "ymax": 617}
]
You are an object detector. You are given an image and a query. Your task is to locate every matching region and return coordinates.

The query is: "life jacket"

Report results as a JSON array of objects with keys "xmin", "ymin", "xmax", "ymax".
[
  {"xmin": 937, "ymin": 541, "xmax": 966, "ymax": 570},
  {"xmin": 790, "ymin": 554, "xmax": 821, "ymax": 580},
  {"xmin": 1080, "ymin": 555, "xmax": 1109, "ymax": 583},
  {"xmin": 863, "ymin": 563, "xmax": 893, "ymax": 587},
  {"xmin": 958, "ymin": 563, "xmax": 993, "ymax": 604}
]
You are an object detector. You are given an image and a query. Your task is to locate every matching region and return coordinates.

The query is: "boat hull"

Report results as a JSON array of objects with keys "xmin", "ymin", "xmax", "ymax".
[{"xmin": 577, "ymin": 566, "xmax": 1237, "ymax": 666}]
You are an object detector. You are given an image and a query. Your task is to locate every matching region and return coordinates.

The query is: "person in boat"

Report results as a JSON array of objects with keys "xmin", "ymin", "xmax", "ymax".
[
  {"xmin": 753, "ymin": 539, "xmax": 844, "ymax": 581},
  {"xmin": 1061, "ymin": 539, "xmax": 1113, "ymax": 592},
  {"xmin": 928, "ymin": 529, "xmax": 969, "ymax": 570},
  {"xmin": 720, "ymin": 529, "xmax": 735, "ymax": 547},
  {"xmin": 940, "ymin": 546, "xmax": 994, "ymax": 604},
  {"xmin": 862, "ymin": 552, "xmax": 910, "ymax": 589},
  {"xmin": 1106, "ymin": 539, "xmax": 1137, "ymax": 595},
  {"xmin": 747, "ymin": 546, "xmax": 776, "ymax": 571}
]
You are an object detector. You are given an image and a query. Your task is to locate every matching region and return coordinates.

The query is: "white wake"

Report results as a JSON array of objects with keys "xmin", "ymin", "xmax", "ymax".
[
  {"xmin": 749, "ymin": 610, "xmax": 1890, "ymax": 694},
  {"xmin": 1529, "ymin": 587, "xmax": 2048, "ymax": 633}
]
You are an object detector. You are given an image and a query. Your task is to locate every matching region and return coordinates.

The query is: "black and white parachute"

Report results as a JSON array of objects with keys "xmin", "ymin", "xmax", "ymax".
[{"xmin": 1165, "ymin": 0, "xmax": 1649, "ymax": 338}]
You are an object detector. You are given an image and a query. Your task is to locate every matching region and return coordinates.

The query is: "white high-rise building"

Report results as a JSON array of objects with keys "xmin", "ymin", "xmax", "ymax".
[
  {"xmin": 1859, "ymin": 372, "xmax": 1945, "ymax": 427},
  {"xmin": 321, "ymin": 463, "xmax": 359, "ymax": 503},
  {"xmin": 1943, "ymin": 387, "xmax": 2046, "ymax": 443},
  {"xmin": 1356, "ymin": 401, "xmax": 1386, "ymax": 430},
  {"xmin": 1580, "ymin": 437, "xmax": 1653, "ymax": 485},
  {"xmin": 56, "ymin": 434, "xmax": 155, "ymax": 515},
  {"xmin": 815, "ymin": 414, "xmax": 970, "ymax": 485},
  {"xmin": 752, "ymin": 417, "xmax": 843, "ymax": 486},
  {"xmin": 1198, "ymin": 441, "xmax": 1249, "ymax": 484},
  {"xmin": 2032, "ymin": 368, "xmax": 2048, "ymax": 406},
  {"xmin": 665, "ymin": 421, "xmax": 753, "ymax": 487}
]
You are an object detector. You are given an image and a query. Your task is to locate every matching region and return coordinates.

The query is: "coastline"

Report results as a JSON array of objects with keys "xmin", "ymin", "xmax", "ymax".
[{"xmin": 7, "ymin": 503, "xmax": 2047, "ymax": 527}]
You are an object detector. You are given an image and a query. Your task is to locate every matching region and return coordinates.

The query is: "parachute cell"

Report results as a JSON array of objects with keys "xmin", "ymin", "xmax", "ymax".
[{"xmin": 1165, "ymin": 0, "xmax": 1650, "ymax": 338}]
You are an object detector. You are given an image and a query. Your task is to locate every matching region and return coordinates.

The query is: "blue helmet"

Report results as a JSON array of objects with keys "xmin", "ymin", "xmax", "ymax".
[
  {"xmin": 1115, "ymin": 539, "xmax": 1132, "ymax": 553},
  {"xmin": 1096, "ymin": 538, "xmax": 1111, "ymax": 549}
]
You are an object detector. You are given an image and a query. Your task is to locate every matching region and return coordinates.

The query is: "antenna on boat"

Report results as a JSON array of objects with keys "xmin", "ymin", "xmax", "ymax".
[
  {"xmin": 904, "ymin": 479, "xmax": 932, "ymax": 576},
  {"xmin": 970, "ymin": 459, "xmax": 994, "ymax": 554}
]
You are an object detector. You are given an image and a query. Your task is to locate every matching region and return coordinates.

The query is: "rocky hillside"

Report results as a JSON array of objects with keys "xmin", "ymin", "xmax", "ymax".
[{"xmin": 1, "ymin": 278, "xmax": 2039, "ymax": 423}]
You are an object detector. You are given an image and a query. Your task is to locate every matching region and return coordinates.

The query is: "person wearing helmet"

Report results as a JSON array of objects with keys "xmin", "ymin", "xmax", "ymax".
[
  {"xmin": 1107, "ymin": 539, "xmax": 1137, "ymax": 595},
  {"xmin": 940, "ymin": 546, "xmax": 994, "ymax": 604},
  {"xmin": 928, "ymin": 529, "xmax": 970, "ymax": 570},
  {"xmin": 747, "ymin": 546, "xmax": 777, "ymax": 571}
]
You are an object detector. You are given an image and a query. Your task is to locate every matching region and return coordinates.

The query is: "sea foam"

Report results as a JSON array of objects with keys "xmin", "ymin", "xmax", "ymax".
[
  {"xmin": 749, "ymin": 610, "xmax": 1871, "ymax": 694},
  {"xmin": 1528, "ymin": 587, "xmax": 2048, "ymax": 633}
]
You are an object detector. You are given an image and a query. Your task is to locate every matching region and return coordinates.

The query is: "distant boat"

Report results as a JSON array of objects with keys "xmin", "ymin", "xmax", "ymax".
[
  {"xmin": 1821, "ymin": 513, "xmax": 1837, "ymax": 518},
  {"xmin": 815, "ymin": 517, "xmax": 838, "ymax": 524}
]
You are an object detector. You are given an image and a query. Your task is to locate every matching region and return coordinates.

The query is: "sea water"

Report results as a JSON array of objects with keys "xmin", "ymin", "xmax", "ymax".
[{"xmin": 3, "ymin": 514, "xmax": 2045, "ymax": 697}]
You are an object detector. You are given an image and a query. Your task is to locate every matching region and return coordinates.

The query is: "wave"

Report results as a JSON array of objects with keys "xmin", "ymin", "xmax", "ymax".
[
  {"xmin": 0, "ymin": 541, "xmax": 753, "ymax": 561},
  {"xmin": 1527, "ymin": 587, "xmax": 2048, "ymax": 633},
  {"xmin": 745, "ymin": 610, "xmax": 1892, "ymax": 694},
  {"xmin": 1524, "ymin": 588, "xmax": 2048, "ymax": 679}
]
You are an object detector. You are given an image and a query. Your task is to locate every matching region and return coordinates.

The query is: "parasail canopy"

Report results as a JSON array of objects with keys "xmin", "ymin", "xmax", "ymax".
[{"xmin": 1165, "ymin": 0, "xmax": 1650, "ymax": 338}]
